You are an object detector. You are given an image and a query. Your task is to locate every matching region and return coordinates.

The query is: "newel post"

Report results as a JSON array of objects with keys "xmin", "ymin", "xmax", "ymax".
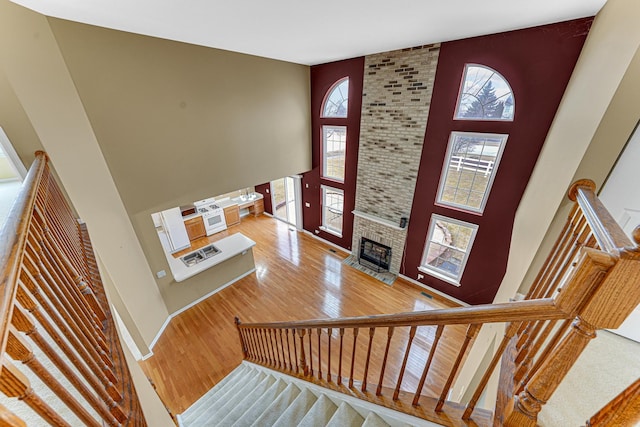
[
  {"xmin": 505, "ymin": 229, "xmax": 640, "ymax": 427},
  {"xmin": 234, "ymin": 317, "xmax": 247, "ymax": 359}
]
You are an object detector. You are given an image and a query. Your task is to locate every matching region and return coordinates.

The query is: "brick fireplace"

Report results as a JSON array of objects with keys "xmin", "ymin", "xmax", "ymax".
[{"xmin": 351, "ymin": 44, "xmax": 439, "ymax": 275}]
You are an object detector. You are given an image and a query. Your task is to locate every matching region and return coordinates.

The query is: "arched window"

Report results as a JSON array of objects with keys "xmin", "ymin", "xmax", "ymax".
[
  {"xmin": 322, "ymin": 78, "xmax": 349, "ymax": 118},
  {"xmin": 455, "ymin": 64, "xmax": 514, "ymax": 121}
]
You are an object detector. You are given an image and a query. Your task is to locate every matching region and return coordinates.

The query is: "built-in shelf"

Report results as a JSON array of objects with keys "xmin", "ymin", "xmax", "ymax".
[{"xmin": 352, "ymin": 210, "xmax": 405, "ymax": 231}]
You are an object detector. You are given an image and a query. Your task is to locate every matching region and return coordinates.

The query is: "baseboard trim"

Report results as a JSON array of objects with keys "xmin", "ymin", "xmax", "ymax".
[
  {"xmin": 398, "ymin": 274, "xmax": 469, "ymax": 307},
  {"xmin": 140, "ymin": 351, "xmax": 155, "ymax": 361},
  {"xmin": 302, "ymin": 229, "xmax": 352, "ymax": 255},
  {"xmin": 148, "ymin": 268, "xmax": 257, "ymax": 352}
]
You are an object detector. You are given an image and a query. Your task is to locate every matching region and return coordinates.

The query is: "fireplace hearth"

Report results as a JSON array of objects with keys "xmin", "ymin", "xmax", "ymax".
[{"xmin": 359, "ymin": 237, "xmax": 392, "ymax": 272}]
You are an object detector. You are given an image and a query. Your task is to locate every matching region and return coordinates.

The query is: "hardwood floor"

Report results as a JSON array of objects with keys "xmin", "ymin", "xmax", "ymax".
[{"xmin": 139, "ymin": 214, "xmax": 466, "ymax": 416}]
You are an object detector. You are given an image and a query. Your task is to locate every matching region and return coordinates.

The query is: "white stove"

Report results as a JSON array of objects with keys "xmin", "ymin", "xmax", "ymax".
[{"xmin": 193, "ymin": 197, "xmax": 227, "ymax": 235}]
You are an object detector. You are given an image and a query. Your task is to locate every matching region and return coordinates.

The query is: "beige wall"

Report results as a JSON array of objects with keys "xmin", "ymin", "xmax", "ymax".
[
  {"xmin": 47, "ymin": 18, "xmax": 311, "ymax": 216},
  {"xmin": 46, "ymin": 18, "xmax": 311, "ymax": 314},
  {"xmin": 0, "ymin": 2, "xmax": 311, "ymax": 344},
  {"xmin": 0, "ymin": 0, "xmax": 169, "ymax": 351},
  {"xmin": 0, "ymin": 72, "xmax": 45, "ymax": 165}
]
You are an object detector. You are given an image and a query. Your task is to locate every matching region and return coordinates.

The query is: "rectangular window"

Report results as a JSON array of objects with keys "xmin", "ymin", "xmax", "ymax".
[
  {"xmin": 321, "ymin": 185, "xmax": 344, "ymax": 237},
  {"xmin": 322, "ymin": 126, "xmax": 346, "ymax": 182},
  {"xmin": 420, "ymin": 214, "xmax": 478, "ymax": 285},
  {"xmin": 436, "ymin": 132, "xmax": 507, "ymax": 214}
]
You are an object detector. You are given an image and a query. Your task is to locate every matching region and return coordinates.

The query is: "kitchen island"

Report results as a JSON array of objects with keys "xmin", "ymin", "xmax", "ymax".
[{"xmin": 158, "ymin": 230, "xmax": 256, "ymax": 282}]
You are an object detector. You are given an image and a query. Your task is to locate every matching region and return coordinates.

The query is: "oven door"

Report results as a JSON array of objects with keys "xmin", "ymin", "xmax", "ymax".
[{"xmin": 203, "ymin": 211, "xmax": 227, "ymax": 235}]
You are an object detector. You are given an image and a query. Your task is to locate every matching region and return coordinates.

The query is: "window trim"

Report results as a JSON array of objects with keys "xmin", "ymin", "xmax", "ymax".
[
  {"xmin": 420, "ymin": 214, "xmax": 478, "ymax": 286},
  {"xmin": 454, "ymin": 63, "xmax": 515, "ymax": 122},
  {"xmin": 321, "ymin": 77, "xmax": 349, "ymax": 118},
  {"xmin": 321, "ymin": 125, "xmax": 347, "ymax": 183},
  {"xmin": 320, "ymin": 185, "xmax": 344, "ymax": 237},
  {"xmin": 435, "ymin": 131, "xmax": 508, "ymax": 214}
]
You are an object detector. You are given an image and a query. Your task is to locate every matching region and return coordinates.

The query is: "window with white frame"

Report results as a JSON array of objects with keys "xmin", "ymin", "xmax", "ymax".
[
  {"xmin": 436, "ymin": 132, "xmax": 508, "ymax": 213},
  {"xmin": 321, "ymin": 186, "xmax": 344, "ymax": 236},
  {"xmin": 322, "ymin": 78, "xmax": 349, "ymax": 118},
  {"xmin": 455, "ymin": 64, "xmax": 514, "ymax": 121},
  {"xmin": 322, "ymin": 126, "xmax": 346, "ymax": 182},
  {"xmin": 420, "ymin": 214, "xmax": 478, "ymax": 284}
]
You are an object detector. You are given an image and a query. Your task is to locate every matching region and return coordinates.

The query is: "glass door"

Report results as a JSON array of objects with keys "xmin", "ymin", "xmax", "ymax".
[{"xmin": 271, "ymin": 176, "xmax": 301, "ymax": 228}]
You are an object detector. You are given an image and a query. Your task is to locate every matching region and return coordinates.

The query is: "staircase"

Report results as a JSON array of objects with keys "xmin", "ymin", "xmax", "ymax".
[{"xmin": 178, "ymin": 362, "xmax": 434, "ymax": 427}]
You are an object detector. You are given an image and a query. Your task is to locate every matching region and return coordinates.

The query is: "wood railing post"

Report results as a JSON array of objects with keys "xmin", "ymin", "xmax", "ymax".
[
  {"xmin": 298, "ymin": 329, "xmax": 308, "ymax": 376},
  {"xmin": 234, "ymin": 317, "xmax": 247, "ymax": 359},
  {"xmin": 504, "ymin": 317, "xmax": 596, "ymax": 427},
  {"xmin": 506, "ymin": 232, "xmax": 640, "ymax": 427}
]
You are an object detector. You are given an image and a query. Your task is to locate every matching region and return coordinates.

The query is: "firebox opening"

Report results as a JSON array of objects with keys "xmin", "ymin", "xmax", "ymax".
[{"xmin": 359, "ymin": 237, "xmax": 392, "ymax": 272}]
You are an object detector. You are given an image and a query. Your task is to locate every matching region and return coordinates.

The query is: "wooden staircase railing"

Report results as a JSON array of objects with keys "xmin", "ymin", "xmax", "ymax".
[
  {"xmin": 0, "ymin": 152, "xmax": 146, "ymax": 425},
  {"xmin": 235, "ymin": 179, "xmax": 640, "ymax": 427}
]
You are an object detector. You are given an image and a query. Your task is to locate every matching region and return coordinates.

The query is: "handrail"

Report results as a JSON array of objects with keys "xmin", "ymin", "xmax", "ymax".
[
  {"xmin": 238, "ymin": 298, "xmax": 566, "ymax": 329},
  {"xmin": 569, "ymin": 179, "xmax": 634, "ymax": 253},
  {"xmin": 0, "ymin": 151, "xmax": 46, "ymax": 351}
]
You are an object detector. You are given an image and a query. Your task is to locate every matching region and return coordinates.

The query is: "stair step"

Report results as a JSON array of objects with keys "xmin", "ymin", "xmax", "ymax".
[
  {"xmin": 216, "ymin": 374, "xmax": 277, "ymax": 425},
  {"xmin": 209, "ymin": 371, "xmax": 268, "ymax": 418},
  {"xmin": 180, "ymin": 364, "xmax": 252, "ymax": 423},
  {"xmin": 362, "ymin": 412, "xmax": 392, "ymax": 427},
  {"xmin": 326, "ymin": 402, "xmax": 365, "ymax": 427},
  {"xmin": 249, "ymin": 382, "xmax": 301, "ymax": 426},
  {"xmin": 271, "ymin": 388, "xmax": 318, "ymax": 427},
  {"xmin": 232, "ymin": 378, "xmax": 288, "ymax": 427},
  {"xmin": 187, "ymin": 370, "xmax": 266, "ymax": 425},
  {"xmin": 297, "ymin": 394, "xmax": 338, "ymax": 427}
]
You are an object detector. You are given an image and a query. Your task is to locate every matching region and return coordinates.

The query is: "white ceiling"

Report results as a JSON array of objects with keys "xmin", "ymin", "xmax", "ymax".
[{"xmin": 12, "ymin": 0, "xmax": 607, "ymax": 65}]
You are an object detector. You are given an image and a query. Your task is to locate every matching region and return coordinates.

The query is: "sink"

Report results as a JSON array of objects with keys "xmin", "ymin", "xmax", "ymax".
[
  {"xmin": 201, "ymin": 244, "xmax": 220, "ymax": 258},
  {"xmin": 180, "ymin": 244, "xmax": 220, "ymax": 267},
  {"xmin": 181, "ymin": 251, "xmax": 205, "ymax": 267}
]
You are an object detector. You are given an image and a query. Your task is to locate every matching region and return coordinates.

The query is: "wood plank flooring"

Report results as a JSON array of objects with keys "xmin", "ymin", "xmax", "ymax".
[{"xmin": 139, "ymin": 215, "xmax": 467, "ymax": 416}]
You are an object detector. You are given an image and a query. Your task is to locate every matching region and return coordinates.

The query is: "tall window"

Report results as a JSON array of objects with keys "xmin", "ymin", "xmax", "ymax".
[
  {"xmin": 420, "ymin": 215, "xmax": 478, "ymax": 285},
  {"xmin": 423, "ymin": 64, "xmax": 514, "ymax": 285},
  {"xmin": 321, "ymin": 186, "xmax": 344, "ymax": 236},
  {"xmin": 322, "ymin": 126, "xmax": 346, "ymax": 182},
  {"xmin": 436, "ymin": 132, "xmax": 507, "ymax": 213},
  {"xmin": 455, "ymin": 64, "xmax": 514, "ymax": 121}
]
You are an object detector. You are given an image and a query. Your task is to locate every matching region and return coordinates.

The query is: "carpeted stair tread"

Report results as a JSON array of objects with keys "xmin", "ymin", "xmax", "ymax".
[
  {"xmin": 271, "ymin": 388, "xmax": 318, "ymax": 427},
  {"xmin": 187, "ymin": 370, "xmax": 266, "ymax": 425},
  {"xmin": 216, "ymin": 374, "xmax": 277, "ymax": 426},
  {"xmin": 297, "ymin": 394, "xmax": 338, "ymax": 427},
  {"xmin": 249, "ymin": 382, "xmax": 301, "ymax": 426},
  {"xmin": 180, "ymin": 364, "xmax": 252, "ymax": 423},
  {"xmin": 362, "ymin": 412, "xmax": 392, "ymax": 427},
  {"xmin": 326, "ymin": 401, "xmax": 365, "ymax": 427},
  {"xmin": 232, "ymin": 378, "xmax": 288, "ymax": 427}
]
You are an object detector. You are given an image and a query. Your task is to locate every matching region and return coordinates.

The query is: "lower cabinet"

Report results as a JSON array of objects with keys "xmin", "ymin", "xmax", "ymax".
[
  {"xmin": 184, "ymin": 216, "xmax": 206, "ymax": 241},
  {"xmin": 250, "ymin": 198, "xmax": 265, "ymax": 217},
  {"xmin": 224, "ymin": 204, "xmax": 241, "ymax": 226}
]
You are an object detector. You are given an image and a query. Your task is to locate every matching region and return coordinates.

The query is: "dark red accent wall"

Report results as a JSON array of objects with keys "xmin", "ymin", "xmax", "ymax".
[
  {"xmin": 302, "ymin": 57, "xmax": 365, "ymax": 249},
  {"xmin": 254, "ymin": 183, "xmax": 272, "ymax": 214},
  {"xmin": 403, "ymin": 18, "xmax": 593, "ymax": 304}
]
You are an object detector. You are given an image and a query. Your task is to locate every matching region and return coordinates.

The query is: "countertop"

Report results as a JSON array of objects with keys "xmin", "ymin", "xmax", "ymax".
[
  {"xmin": 181, "ymin": 212, "xmax": 203, "ymax": 221},
  {"xmin": 216, "ymin": 192, "xmax": 264, "ymax": 209},
  {"xmin": 158, "ymin": 231, "xmax": 256, "ymax": 282}
]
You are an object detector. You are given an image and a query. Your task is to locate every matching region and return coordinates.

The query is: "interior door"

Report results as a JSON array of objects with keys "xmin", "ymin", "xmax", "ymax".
[{"xmin": 600, "ymin": 123, "xmax": 640, "ymax": 342}]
